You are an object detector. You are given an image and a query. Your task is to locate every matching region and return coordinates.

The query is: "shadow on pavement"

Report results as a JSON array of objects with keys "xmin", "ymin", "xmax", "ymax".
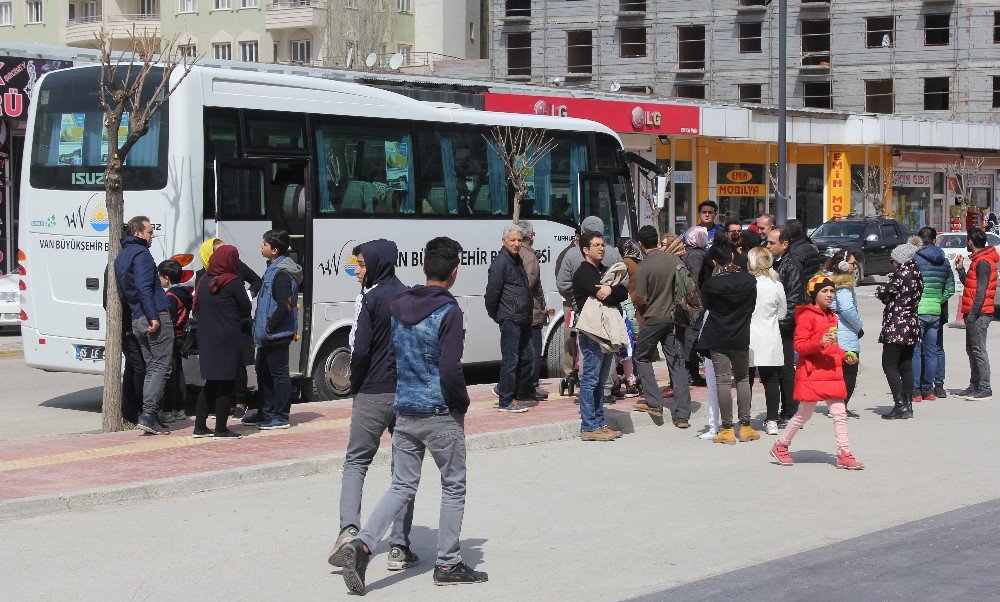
[{"xmin": 40, "ymin": 386, "xmax": 103, "ymax": 413}]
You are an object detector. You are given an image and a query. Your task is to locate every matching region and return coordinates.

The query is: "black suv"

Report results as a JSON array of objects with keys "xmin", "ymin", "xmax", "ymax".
[{"xmin": 810, "ymin": 216, "xmax": 911, "ymax": 281}]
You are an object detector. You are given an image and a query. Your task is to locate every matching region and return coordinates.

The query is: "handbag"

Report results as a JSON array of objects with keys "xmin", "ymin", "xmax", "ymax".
[{"xmin": 180, "ymin": 317, "xmax": 198, "ymax": 357}]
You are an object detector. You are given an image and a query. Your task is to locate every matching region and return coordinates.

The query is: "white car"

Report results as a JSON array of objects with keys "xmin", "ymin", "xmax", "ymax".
[
  {"xmin": 938, "ymin": 231, "xmax": 1000, "ymax": 292},
  {"xmin": 0, "ymin": 273, "xmax": 20, "ymax": 330}
]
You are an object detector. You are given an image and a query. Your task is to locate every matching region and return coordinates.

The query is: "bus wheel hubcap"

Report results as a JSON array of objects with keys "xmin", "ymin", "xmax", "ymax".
[{"xmin": 325, "ymin": 348, "xmax": 351, "ymax": 394}]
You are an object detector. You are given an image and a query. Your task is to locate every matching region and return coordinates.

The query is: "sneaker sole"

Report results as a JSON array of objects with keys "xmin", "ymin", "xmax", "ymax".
[
  {"xmin": 328, "ymin": 537, "xmax": 355, "ymax": 567},
  {"xmin": 386, "ymin": 559, "xmax": 419, "ymax": 571},
  {"xmin": 192, "ymin": 432, "xmax": 214, "ymax": 438},
  {"xmin": 259, "ymin": 424, "xmax": 291, "ymax": 430},
  {"xmin": 837, "ymin": 464, "xmax": 864, "ymax": 470},
  {"xmin": 434, "ymin": 579, "xmax": 488, "ymax": 586},
  {"xmin": 137, "ymin": 423, "xmax": 168, "ymax": 435},
  {"xmin": 769, "ymin": 449, "xmax": 793, "ymax": 466},
  {"xmin": 498, "ymin": 408, "xmax": 529, "ymax": 414},
  {"xmin": 214, "ymin": 434, "xmax": 243, "ymax": 439},
  {"xmin": 341, "ymin": 547, "xmax": 365, "ymax": 595}
]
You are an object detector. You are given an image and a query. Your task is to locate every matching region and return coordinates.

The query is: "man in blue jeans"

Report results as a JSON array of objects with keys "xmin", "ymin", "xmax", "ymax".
[
  {"xmin": 246, "ymin": 230, "xmax": 303, "ymax": 430},
  {"xmin": 572, "ymin": 231, "xmax": 629, "ymax": 442},
  {"xmin": 912, "ymin": 227, "xmax": 954, "ymax": 401},
  {"xmin": 114, "ymin": 215, "xmax": 173, "ymax": 435},
  {"xmin": 485, "ymin": 223, "xmax": 534, "ymax": 413}
]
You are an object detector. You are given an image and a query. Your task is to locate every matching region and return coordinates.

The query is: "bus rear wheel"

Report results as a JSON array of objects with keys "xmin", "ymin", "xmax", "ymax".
[
  {"xmin": 310, "ymin": 335, "xmax": 352, "ymax": 401},
  {"xmin": 545, "ymin": 320, "xmax": 567, "ymax": 379}
]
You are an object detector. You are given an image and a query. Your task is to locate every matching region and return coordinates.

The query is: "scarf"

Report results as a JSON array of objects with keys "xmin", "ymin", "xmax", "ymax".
[
  {"xmin": 194, "ymin": 244, "xmax": 240, "ymax": 312},
  {"xmin": 199, "ymin": 238, "xmax": 220, "ymax": 272}
]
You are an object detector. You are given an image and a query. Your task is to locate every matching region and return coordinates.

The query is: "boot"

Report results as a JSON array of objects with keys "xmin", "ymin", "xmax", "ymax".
[
  {"xmin": 713, "ymin": 426, "xmax": 737, "ymax": 445},
  {"xmin": 900, "ymin": 395, "xmax": 914, "ymax": 419},
  {"xmin": 881, "ymin": 394, "xmax": 905, "ymax": 420}
]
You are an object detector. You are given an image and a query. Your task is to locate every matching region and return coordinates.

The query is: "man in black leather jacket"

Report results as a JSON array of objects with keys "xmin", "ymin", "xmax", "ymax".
[
  {"xmin": 485, "ymin": 223, "xmax": 534, "ymax": 412},
  {"xmin": 785, "ymin": 219, "xmax": 822, "ymax": 285},
  {"xmin": 767, "ymin": 226, "xmax": 805, "ymax": 428}
]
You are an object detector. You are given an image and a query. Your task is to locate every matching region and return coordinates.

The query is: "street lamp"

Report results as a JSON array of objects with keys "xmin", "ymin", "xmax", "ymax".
[{"xmin": 766, "ymin": 0, "xmax": 788, "ymax": 224}]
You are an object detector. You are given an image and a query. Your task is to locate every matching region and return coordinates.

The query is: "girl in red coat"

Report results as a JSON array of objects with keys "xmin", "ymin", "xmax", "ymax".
[{"xmin": 770, "ymin": 275, "xmax": 864, "ymax": 470}]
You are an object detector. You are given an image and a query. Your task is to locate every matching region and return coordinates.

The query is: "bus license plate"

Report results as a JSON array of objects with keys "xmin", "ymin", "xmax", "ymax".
[{"xmin": 76, "ymin": 345, "xmax": 105, "ymax": 361}]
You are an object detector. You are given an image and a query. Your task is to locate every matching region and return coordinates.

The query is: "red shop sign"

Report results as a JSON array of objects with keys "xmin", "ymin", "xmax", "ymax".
[{"xmin": 483, "ymin": 93, "xmax": 701, "ymax": 136}]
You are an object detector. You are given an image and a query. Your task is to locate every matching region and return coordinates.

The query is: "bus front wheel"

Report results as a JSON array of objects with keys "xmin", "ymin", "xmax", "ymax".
[
  {"xmin": 310, "ymin": 335, "xmax": 352, "ymax": 401},
  {"xmin": 545, "ymin": 320, "xmax": 567, "ymax": 379}
]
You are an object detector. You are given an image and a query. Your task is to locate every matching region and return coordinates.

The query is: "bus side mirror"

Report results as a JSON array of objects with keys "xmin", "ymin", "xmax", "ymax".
[{"xmin": 656, "ymin": 176, "xmax": 668, "ymax": 209}]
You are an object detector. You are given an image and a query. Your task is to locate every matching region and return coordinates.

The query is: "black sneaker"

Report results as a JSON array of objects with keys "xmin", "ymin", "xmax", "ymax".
[
  {"xmin": 386, "ymin": 544, "xmax": 420, "ymax": 571},
  {"xmin": 956, "ymin": 386, "xmax": 977, "ymax": 399},
  {"xmin": 776, "ymin": 417, "xmax": 789, "ymax": 429},
  {"xmin": 934, "ymin": 384, "xmax": 948, "ymax": 398},
  {"xmin": 232, "ymin": 406, "xmax": 247, "ymax": 420},
  {"xmin": 241, "ymin": 410, "xmax": 265, "ymax": 425},
  {"xmin": 341, "ymin": 539, "xmax": 371, "ymax": 595},
  {"xmin": 192, "ymin": 426, "xmax": 214, "ymax": 438},
  {"xmin": 966, "ymin": 388, "xmax": 993, "ymax": 401},
  {"xmin": 328, "ymin": 526, "xmax": 358, "ymax": 567},
  {"xmin": 214, "ymin": 429, "xmax": 243, "ymax": 439},
  {"xmin": 845, "ymin": 408, "xmax": 861, "ymax": 419},
  {"xmin": 433, "ymin": 562, "xmax": 488, "ymax": 586},
  {"xmin": 137, "ymin": 414, "xmax": 169, "ymax": 435}
]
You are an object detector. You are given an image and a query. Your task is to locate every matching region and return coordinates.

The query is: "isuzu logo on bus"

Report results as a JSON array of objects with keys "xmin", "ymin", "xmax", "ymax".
[{"xmin": 71, "ymin": 172, "xmax": 105, "ymax": 185}]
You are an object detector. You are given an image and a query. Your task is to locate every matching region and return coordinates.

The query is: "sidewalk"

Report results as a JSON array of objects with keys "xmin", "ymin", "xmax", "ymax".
[{"xmin": 0, "ymin": 366, "xmax": 699, "ymax": 520}]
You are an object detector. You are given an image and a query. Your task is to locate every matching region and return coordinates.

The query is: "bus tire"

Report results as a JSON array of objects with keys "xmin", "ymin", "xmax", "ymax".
[
  {"xmin": 310, "ymin": 334, "xmax": 352, "ymax": 401},
  {"xmin": 545, "ymin": 320, "xmax": 566, "ymax": 379}
]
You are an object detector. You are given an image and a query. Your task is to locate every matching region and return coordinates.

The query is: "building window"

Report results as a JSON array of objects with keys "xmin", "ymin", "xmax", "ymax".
[
  {"xmin": 68, "ymin": 3, "xmax": 75, "ymax": 20},
  {"xmin": 396, "ymin": 0, "xmax": 410, "ymax": 13},
  {"xmin": 241, "ymin": 0, "xmax": 257, "ymax": 7},
  {"xmin": 213, "ymin": 43, "xmax": 232, "ymax": 60},
  {"xmin": 864, "ymin": 79, "xmax": 893, "ymax": 114},
  {"xmin": 801, "ymin": 19, "xmax": 830, "ymax": 66},
  {"xmin": 0, "ymin": 2, "xmax": 11, "ymax": 25},
  {"xmin": 678, "ymin": 25, "xmax": 705, "ymax": 70},
  {"xmin": 923, "ymin": 76, "xmax": 949, "ymax": 110},
  {"xmin": 139, "ymin": 0, "xmax": 157, "ymax": 16},
  {"xmin": 739, "ymin": 83, "xmax": 762, "ymax": 104},
  {"xmin": 178, "ymin": 0, "xmax": 196, "ymax": 12},
  {"xmin": 924, "ymin": 13, "xmax": 950, "ymax": 46},
  {"xmin": 619, "ymin": 0, "xmax": 645, "ymax": 11},
  {"xmin": 345, "ymin": 0, "xmax": 357, "ymax": 7},
  {"xmin": 292, "ymin": 40, "xmax": 311, "ymax": 63},
  {"xmin": 214, "ymin": 0, "xmax": 229, "ymax": 8},
  {"xmin": 803, "ymin": 80, "xmax": 832, "ymax": 109},
  {"xmin": 82, "ymin": 1, "xmax": 100, "ymax": 19},
  {"xmin": 469, "ymin": 21, "xmax": 475, "ymax": 42},
  {"xmin": 507, "ymin": 32, "xmax": 531, "ymax": 76},
  {"xmin": 240, "ymin": 41, "xmax": 258, "ymax": 62},
  {"xmin": 273, "ymin": 43, "xmax": 278, "ymax": 61},
  {"xmin": 993, "ymin": 76, "xmax": 1000, "ymax": 108},
  {"xmin": 739, "ymin": 21, "xmax": 762, "ymax": 53},
  {"xmin": 676, "ymin": 84, "xmax": 705, "ymax": 100},
  {"xmin": 178, "ymin": 43, "xmax": 197, "ymax": 57},
  {"xmin": 739, "ymin": 0, "xmax": 765, "ymax": 5},
  {"xmin": 995, "ymin": 12, "xmax": 1000, "ymax": 44},
  {"xmin": 396, "ymin": 43, "xmax": 411, "ymax": 65},
  {"xmin": 26, "ymin": 0, "xmax": 42, "ymax": 23},
  {"xmin": 865, "ymin": 16, "xmax": 893, "ymax": 48},
  {"xmin": 619, "ymin": 27, "xmax": 646, "ymax": 58},
  {"xmin": 504, "ymin": 0, "xmax": 528, "ymax": 18},
  {"xmin": 567, "ymin": 30, "xmax": 593, "ymax": 74}
]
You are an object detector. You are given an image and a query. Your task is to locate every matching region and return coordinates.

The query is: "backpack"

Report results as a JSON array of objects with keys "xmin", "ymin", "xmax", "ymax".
[
  {"xmin": 672, "ymin": 261, "xmax": 704, "ymax": 328},
  {"xmin": 165, "ymin": 289, "xmax": 190, "ymax": 340}
]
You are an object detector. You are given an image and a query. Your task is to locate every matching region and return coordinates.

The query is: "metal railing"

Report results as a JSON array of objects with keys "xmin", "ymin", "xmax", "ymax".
[
  {"xmin": 67, "ymin": 13, "xmax": 160, "ymax": 25},
  {"xmin": 267, "ymin": 0, "xmax": 325, "ymax": 8}
]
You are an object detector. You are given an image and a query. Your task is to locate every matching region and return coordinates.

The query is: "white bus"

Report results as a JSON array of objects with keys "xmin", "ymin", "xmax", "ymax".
[{"xmin": 18, "ymin": 64, "xmax": 640, "ymax": 400}]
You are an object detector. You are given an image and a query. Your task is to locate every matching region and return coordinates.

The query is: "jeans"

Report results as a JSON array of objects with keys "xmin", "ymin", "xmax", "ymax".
[
  {"xmin": 340, "ymin": 392, "xmax": 414, "ymax": 547},
  {"xmin": 882, "ymin": 343, "xmax": 915, "ymax": 399},
  {"xmin": 357, "ymin": 412, "xmax": 466, "ymax": 566},
  {"xmin": 912, "ymin": 315, "xmax": 942, "ymax": 392},
  {"xmin": 711, "ymin": 349, "xmax": 752, "ymax": 428},
  {"xmin": 966, "ymin": 314, "xmax": 993, "ymax": 391},
  {"xmin": 778, "ymin": 335, "xmax": 798, "ymax": 420},
  {"xmin": 131, "ymin": 313, "xmax": 174, "ymax": 417},
  {"xmin": 257, "ymin": 343, "xmax": 291, "ymax": 422},
  {"xmin": 121, "ymin": 332, "xmax": 146, "ymax": 424},
  {"xmin": 497, "ymin": 320, "xmax": 534, "ymax": 406},
  {"xmin": 531, "ymin": 325, "xmax": 543, "ymax": 390},
  {"xmin": 757, "ymin": 365, "xmax": 782, "ymax": 421},
  {"xmin": 578, "ymin": 333, "xmax": 613, "ymax": 432},
  {"xmin": 842, "ymin": 352, "xmax": 859, "ymax": 405},
  {"xmin": 634, "ymin": 322, "xmax": 691, "ymax": 419}
]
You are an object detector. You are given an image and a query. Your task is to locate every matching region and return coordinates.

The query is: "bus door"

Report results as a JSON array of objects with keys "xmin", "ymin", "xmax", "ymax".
[
  {"xmin": 578, "ymin": 171, "xmax": 635, "ymax": 244},
  {"xmin": 215, "ymin": 158, "xmax": 310, "ymax": 377}
]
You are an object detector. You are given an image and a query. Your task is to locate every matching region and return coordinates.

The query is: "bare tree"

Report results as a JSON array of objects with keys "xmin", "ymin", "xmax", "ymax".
[
  {"xmin": 851, "ymin": 165, "xmax": 892, "ymax": 216},
  {"xmin": 485, "ymin": 126, "xmax": 556, "ymax": 223},
  {"xmin": 941, "ymin": 156, "xmax": 986, "ymax": 227},
  {"xmin": 325, "ymin": 0, "xmax": 391, "ymax": 69},
  {"xmin": 94, "ymin": 27, "xmax": 195, "ymax": 432}
]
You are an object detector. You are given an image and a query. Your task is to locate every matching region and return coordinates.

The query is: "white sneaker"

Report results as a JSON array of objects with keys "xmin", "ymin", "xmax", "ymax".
[
  {"xmin": 764, "ymin": 421, "xmax": 779, "ymax": 436},
  {"xmin": 698, "ymin": 429, "xmax": 719, "ymax": 440}
]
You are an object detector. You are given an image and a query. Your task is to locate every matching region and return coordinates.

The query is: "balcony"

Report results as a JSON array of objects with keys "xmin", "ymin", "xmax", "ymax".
[
  {"xmin": 65, "ymin": 14, "xmax": 161, "ymax": 46},
  {"xmin": 615, "ymin": 0, "xmax": 646, "ymax": 18},
  {"xmin": 265, "ymin": 0, "xmax": 327, "ymax": 31}
]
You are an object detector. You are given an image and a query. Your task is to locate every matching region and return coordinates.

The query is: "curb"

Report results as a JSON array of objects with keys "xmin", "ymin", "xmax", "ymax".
[
  {"xmin": 0, "ymin": 409, "xmax": 658, "ymax": 521},
  {"xmin": 0, "ymin": 348, "xmax": 23, "ymax": 358}
]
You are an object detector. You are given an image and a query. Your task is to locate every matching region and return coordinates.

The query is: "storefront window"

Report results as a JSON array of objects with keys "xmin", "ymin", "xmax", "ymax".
[
  {"xmin": 661, "ymin": 160, "xmax": 693, "ymax": 235},
  {"xmin": 715, "ymin": 163, "xmax": 766, "ymax": 225},
  {"xmin": 891, "ymin": 171, "xmax": 932, "ymax": 231},
  {"xmin": 850, "ymin": 165, "xmax": 882, "ymax": 217},
  {"xmin": 795, "ymin": 164, "xmax": 824, "ymax": 229}
]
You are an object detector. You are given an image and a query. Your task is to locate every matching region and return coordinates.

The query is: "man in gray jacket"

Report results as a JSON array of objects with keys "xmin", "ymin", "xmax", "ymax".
[{"xmin": 518, "ymin": 221, "xmax": 548, "ymax": 401}]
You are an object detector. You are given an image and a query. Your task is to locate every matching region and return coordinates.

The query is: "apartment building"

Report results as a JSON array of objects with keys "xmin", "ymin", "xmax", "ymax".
[
  {"xmin": 491, "ymin": 0, "xmax": 1000, "ymax": 122},
  {"xmin": 0, "ymin": 0, "xmax": 418, "ymax": 67}
]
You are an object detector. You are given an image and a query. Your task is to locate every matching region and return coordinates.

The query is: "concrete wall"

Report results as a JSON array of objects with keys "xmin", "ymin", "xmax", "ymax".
[{"xmin": 414, "ymin": 0, "xmax": 481, "ymax": 59}]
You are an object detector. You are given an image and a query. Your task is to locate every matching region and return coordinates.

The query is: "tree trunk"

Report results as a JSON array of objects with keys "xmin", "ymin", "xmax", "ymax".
[
  {"xmin": 512, "ymin": 189, "xmax": 524, "ymax": 223},
  {"xmin": 101, "ymin": 137, "xmax": 126, "ymax": 430}
]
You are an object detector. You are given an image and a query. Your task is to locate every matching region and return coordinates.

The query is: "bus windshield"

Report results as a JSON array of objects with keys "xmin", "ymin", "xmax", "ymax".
[{"xmin": 29, "ymin": 66, "xmax": 169, "ymax": 191}]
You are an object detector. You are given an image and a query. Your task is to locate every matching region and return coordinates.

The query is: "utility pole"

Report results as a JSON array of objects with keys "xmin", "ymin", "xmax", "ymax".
[{"xmin": 776, "ymin": 0, "xmax": 788, "ymax": 224}]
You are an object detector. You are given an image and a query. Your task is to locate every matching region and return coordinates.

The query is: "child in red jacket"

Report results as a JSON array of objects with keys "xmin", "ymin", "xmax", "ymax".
[{"xmin": 770, "ymin": 275, "xmax": 864, "ymax": 470}]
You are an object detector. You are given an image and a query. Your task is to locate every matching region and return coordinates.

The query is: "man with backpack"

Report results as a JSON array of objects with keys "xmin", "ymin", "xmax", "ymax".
[{"xmin": 631, "ymin": 226, "xmax": 695, "ymax": 429}]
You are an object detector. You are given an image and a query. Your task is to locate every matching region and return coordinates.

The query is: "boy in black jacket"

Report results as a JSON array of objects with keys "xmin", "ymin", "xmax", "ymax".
[
  {"xmin": 328, "ymin": 240, "xmax": 418, "ymax": 573},
  {"xmin": 157, "ymin": 260, "xmax": 193, "ymax": 423}
]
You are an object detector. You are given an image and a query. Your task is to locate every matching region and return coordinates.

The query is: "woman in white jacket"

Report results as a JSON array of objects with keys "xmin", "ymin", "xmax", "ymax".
[{"xmin": 747, "ymin": 247, "xmax": 787, "ymax": 435}]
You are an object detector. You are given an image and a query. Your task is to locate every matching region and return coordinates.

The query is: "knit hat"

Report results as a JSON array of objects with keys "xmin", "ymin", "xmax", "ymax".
[
  {"xmin": 581, "ymin": 216, "xmax": 605, "ymax": 235},
  {"xmin": 806, "ymin": 274, "xmax": 835, "ymax": 300},
  {"xmin": 891, "ymin": 243, "xmax": 919, "ymax": 265}
]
